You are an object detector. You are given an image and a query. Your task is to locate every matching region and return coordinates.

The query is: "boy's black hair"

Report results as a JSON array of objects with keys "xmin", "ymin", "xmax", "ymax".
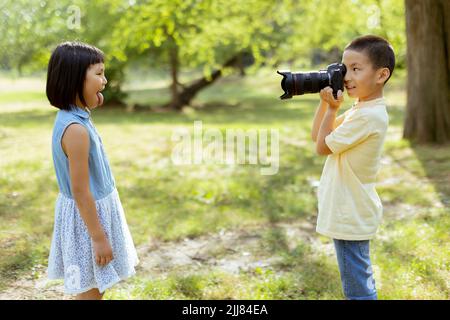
[
  {"xmin": 46, "ymin": 41, "xmax": 104, "ymax": 110},
  {"xmin": 344, "ymin": 35, "xmax": 395, "ymax": 84}
]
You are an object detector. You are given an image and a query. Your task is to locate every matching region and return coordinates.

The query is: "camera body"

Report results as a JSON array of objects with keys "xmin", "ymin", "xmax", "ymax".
[{"xmin": 277, "ymin": 63, "xmax": 347, "ymax": 100}]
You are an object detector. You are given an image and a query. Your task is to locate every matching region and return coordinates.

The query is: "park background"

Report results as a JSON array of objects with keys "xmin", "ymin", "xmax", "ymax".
[{"xmin": 0, "ymin": 0, "xmax": 449, "ymax": 299}]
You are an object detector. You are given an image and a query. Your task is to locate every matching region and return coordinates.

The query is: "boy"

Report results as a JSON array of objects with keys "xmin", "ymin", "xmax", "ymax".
[{"xmin": 311, "ymin": 35, "xmax": 395, "ymax": 300}]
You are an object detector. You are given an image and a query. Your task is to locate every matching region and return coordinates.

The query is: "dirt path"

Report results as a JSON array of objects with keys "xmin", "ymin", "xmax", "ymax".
[
  {"xmin": 0, "ymin": 220, "xmax": 334, "ymax": 300},
  {"xmin": 0, "ymin": 152, "xmax": 435, "ymax": 300}
]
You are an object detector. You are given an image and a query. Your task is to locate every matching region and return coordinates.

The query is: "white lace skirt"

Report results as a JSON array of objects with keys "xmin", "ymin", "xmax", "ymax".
[{"xmin": 47, "ymin": 188, "xmax": 139, "ymax": 294}]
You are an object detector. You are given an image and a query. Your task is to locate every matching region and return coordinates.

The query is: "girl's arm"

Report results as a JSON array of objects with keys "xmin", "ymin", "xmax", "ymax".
[{"xmin": 62, "ymin": 124, "xmax": 113, "ymax": 266}]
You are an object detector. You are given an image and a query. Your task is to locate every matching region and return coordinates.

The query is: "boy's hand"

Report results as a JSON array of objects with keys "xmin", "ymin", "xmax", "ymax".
[{"xmin": 319, "ymin": 86, "xmax": 343, "ymax": 110}]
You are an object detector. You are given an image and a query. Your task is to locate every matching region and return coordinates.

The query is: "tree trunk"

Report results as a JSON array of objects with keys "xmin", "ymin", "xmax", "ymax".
[
  {"xmin": 403, "ymin": 0, "xmax": 450, "ymax": 144},
  {"xmin": 168, "ymin": 39, "xmax": 182, "ymax": 110},
  {"xmin": 166, "ymin": 54, "xmax": 241, "ymax": 110}
]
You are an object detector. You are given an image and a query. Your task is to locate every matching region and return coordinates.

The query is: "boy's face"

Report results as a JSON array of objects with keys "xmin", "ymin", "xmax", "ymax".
[
  {"xmin": 82, "ymin": 63, "xmax": 107, "ymax": 109},
  {"xmin": 341, "ymin": 49, "xmax": 387, "ymax": 101}
]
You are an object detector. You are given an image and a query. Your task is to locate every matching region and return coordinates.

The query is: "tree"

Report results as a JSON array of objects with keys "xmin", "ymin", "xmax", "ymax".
[
  {"xmin": 1, "ymin": 0, "xmax": 408, "ymax": 109},
  {"xmin": 403, "ymin": 0, "xmax": 450, "ymax": 144},
  {"xmin": 0, "ymin": 0, "xmax": 68, "ymax": 74},
  {"xmin": 275, "ymin": 0, "xmax": 406, "ymax": 67},
  {"xmin": 110, "ymin": 0, "xmax": 305, "ymax": 110},
  {"xmin": 0, "ymin": 0, "xmax": 131, "ymax": 104},
  {"xmin": 108, "ymin": 0, "xmax": 408, "ymax": 110}
]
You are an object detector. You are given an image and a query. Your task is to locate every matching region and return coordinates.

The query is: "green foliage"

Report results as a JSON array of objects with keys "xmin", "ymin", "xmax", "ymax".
[
  {"xmin": 0, "ymin": 0, "xmax": 131, "ymax": 102},
  {"xmin": 0, "ymin": 0, "xmax": 68, "ymax": 73},
  {"xmin": 278, "ymin": 0, "xmax": 405, "ymax": 68},
  {"xmin": 1, "ymin": 0, "xmax": 407, "ymax": 105}
]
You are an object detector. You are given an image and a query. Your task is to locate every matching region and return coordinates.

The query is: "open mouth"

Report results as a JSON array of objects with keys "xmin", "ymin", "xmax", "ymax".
[
  {"xmin": 96, "ymin": 89, "xmax": 104, "ymax": 106},
  {"xmin": 346, "ymin": 86, "xmax": 356, "ymax": 91}
]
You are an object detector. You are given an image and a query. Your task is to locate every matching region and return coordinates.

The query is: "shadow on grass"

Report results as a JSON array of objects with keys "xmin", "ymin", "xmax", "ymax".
[
  {"xmin": 411, "ymin": 144, "xmax": 450, "ymax": 207},
  {"xmin": 116, "ymin": 101, "xmax": 312, "ymax": 128},
  {"xmin": 0, "ymin": 96, "xmax": 319, "ymax": 128},
  {"xmin": 0, "ymin": 159, "xmax": 57, "ymax": 288},
  {"xmin": 250, "ymin": 161, "xmax": 341, "ymax": 298},
  {"xmin": 376, "ymin": 213, "xmax": 450, "ymax": 298},
  {"xmin": 376, "ymin": 139, "xmax": 450, "ymax": 297}
]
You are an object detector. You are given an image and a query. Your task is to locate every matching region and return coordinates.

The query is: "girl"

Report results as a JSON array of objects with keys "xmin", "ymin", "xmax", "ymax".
[{"xmin": 46, "ymin": 41, "xmax": 139, "ymax": 300}]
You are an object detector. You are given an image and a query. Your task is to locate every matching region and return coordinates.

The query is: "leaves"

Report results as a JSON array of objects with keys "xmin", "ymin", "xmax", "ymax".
[{"xmin": 0, "ymin": 0, "xmax": 406, "ymax": 101}]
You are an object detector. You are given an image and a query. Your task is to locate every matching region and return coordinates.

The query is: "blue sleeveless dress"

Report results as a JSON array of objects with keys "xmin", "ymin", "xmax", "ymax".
[{"xmin": 47, "ymin": 105, "xmax": 139, "ymax": 295}]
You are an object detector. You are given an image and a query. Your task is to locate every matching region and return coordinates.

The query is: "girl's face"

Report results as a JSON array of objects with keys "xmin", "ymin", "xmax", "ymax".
[{"xmin": 81, "ymin": 63, "xmax": 107, "ymax": 109}]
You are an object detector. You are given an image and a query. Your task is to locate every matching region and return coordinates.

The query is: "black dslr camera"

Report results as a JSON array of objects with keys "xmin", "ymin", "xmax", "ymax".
[{"xmin": 277, "ymin": 63, "xmax": 347, "ymax": 100}]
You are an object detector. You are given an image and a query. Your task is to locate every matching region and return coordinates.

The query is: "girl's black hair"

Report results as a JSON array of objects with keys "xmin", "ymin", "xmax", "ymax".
[{"xmin": 46, "ymin": 41, "xmax": 104, "ymax": 110}]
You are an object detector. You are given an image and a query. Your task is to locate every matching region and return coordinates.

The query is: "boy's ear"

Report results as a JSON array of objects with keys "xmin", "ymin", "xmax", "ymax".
[{"xmin": 376, "ymin": 67, "xmax": 390, "ymax": 84}]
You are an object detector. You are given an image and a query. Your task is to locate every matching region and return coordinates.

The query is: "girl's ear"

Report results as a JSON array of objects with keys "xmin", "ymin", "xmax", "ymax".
[{"xmin": 377, "ymin": 67, "xmax": 390, "ymax": 84}]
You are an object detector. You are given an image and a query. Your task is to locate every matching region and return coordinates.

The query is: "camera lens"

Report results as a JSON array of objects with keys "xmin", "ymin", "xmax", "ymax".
[
  {"xmin": 293, "ymin": 71, "xmax": 329, "ymax": 95},
  {"xmin": 277, "ymin": 63, "xmax": 346, "ymax": 100},
  {"xmin": 277, "ymin": 70, "xmax": 329, "ymax": 99}
]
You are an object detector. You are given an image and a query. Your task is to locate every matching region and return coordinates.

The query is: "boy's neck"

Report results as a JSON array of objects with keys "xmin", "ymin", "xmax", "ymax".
[{"xmin": 357, "ymin": 88, "xmax": 384, "ymax": 102}]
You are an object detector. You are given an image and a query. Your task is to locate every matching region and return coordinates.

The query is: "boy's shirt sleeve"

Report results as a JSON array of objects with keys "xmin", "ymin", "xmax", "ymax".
[{"xmin": 325, "ymin": 110, "xmax": 372, "ymax": 154}]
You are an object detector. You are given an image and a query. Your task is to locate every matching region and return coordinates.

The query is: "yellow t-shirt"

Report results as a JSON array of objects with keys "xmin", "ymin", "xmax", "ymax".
[{"xmin": 316, "ymin": 97, "xmax": 389, "ymax": 240}]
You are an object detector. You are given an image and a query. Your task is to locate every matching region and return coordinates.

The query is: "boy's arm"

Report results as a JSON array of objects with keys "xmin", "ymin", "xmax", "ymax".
[
  {"xmin": 333, "ymin": 113, "xmax": 345, "ymax": 129},
  {"xmin": 315, "ymin": 87, "xmax": 343, "ymax": 155},
  {"xmin": 316, "ymin": 109, "xmax": 338, "ymax": 155},
  {"xmin": 311, "ymin": 101, "xmax": 346, "ymax": 142},
  {"xmin": 311, "ymin": 100, "xmax": 329, "ymax": 142}
]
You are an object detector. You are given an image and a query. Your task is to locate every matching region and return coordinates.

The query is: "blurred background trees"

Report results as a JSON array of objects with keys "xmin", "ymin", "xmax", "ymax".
[
  {"xmin": 0, "ymin": 0, "xmax": 406, "ymax": 105},
  {"xmin": 3, "ymin": 0, "xmax": 447, "ymax": 144}
]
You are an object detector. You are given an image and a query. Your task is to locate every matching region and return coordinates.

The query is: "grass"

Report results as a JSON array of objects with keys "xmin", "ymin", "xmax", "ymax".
[{"xmin": 0, "ymin": 68, "xmax": 449, "ymax": 299}]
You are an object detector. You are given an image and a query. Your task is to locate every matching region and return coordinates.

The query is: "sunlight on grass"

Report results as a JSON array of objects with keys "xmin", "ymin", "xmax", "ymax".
[{"xmin": 1, "ymin": 69, "xmax": 449, "ymax": 299}]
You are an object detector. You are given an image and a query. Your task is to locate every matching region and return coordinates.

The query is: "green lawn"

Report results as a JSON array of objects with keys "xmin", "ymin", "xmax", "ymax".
[{"xmin": 0, "ymin": 69, "xmax": 448, "ymax": 299}]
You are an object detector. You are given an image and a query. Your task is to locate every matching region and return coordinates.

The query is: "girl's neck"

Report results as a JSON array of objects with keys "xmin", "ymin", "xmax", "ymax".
[{"xmin": 74, "ymin": 99, "xmax": 92, "ymax": 112}]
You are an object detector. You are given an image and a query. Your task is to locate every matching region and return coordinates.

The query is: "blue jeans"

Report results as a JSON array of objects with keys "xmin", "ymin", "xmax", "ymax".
[{"xmin": 333, "ymin": 239, "xmax": 377, "ymax": 300}]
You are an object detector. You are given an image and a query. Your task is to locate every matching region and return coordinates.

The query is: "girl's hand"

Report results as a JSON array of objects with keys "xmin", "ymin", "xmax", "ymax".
[
  {"xmin": 92, "ymin": 236, "xmax": 114, "ymax": 267},
  {"xmin": 319, "ymin": 86, "xmax": 343, "ymax": 110}
]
